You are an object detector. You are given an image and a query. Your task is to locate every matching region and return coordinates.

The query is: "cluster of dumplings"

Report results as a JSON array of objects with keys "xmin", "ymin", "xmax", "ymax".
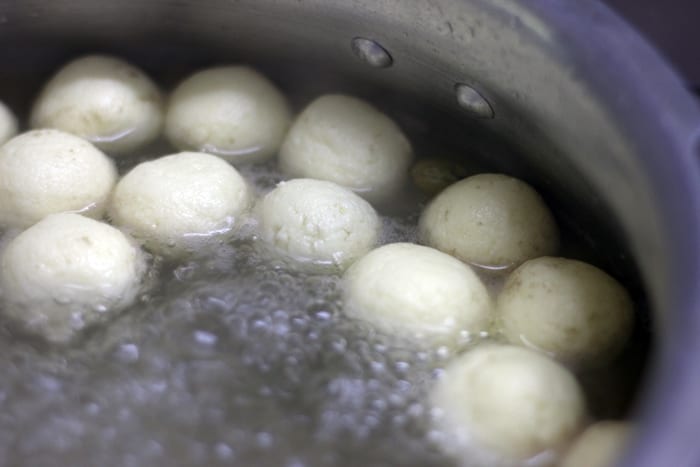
[{"xmin": 0, "ymin": 54, "xmax": 634, "ymax": 466}]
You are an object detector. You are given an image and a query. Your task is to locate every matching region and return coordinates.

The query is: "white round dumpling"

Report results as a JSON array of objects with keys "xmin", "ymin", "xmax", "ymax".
[
  {"xmin": 561, "ymin": 421, "xmax": 632, "ymax": 467},
  {"xmin": 109, "ymin": 151, "xmax": 251, "ymax": 257},
  {"xmin": 496, "ymin": 256, "xmax": 634, "ymax": 368},
  {"xmin": 343, "ymin": 243, "xmax": 492, "ymax": 347},
  {"xmin": 279, "ymin": 94, "xmax": 413, "ymax": 204},
  {"xmin": 259, "ymin": 178, "xmax": 380, "ymax": 269},
  {"xmin": 411, "ymin": 157, "xmax": 468, "ymax": 196},
  {"xmin": 0, "ymin": 213, "xmax": 146, "ymax": 343},
  {"xmin": 30, "ymin": 55, "xmax": 163, "ymax": 155},
  {"xmin": 419, "ymin": 173, "xmax": 559, "ymax": 269},
  {"xmin": 431, "ymin": 344, "xmax": 587, "ymax": 463},
  {"xmin": 164, "ymin": 66, "xmax": 291, "ymax": 163},
  {"xmin": 0, "ymin": 100, "xmax": 18, "ymax": 145},
  {"xmin": 0, "ymin": 129, "xmax": 117, "ymax": 229}
]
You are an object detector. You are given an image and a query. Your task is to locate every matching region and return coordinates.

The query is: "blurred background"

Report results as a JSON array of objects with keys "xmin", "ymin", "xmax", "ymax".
[{"xmin": 604, "ymin": 0, "xmax": 699, "ymax": 93}]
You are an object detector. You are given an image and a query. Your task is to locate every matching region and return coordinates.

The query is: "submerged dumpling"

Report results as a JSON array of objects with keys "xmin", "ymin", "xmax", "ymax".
[
  {"xmin": 0, "ymin": 129, "xmax": 117, "ymax": 229},
  {"xmin": 431, "ymin": 344, "xmax": 586, "ymax": 463},
  {"xmin": 259, "ymin": 178, "xmax": 380, "ymax": 269},
  {"xmin": 165, "ymin": 66, "xmax": 291, "ymax": 163},
  {"xmin": 109, "ymin": 151, "xmax": 252, "ymax": 257},
  {"xmin": 561, "ymin": 421, "xmax": 632, "ymax": 467},
  {"xmin": 343, "ymin": 242, "xmax": 492, "ymax": 347},
  {"xmin": 0, "ymin": 213, "xmax": 146, "ymax": 343},
  {"xmin": 497, "ymin": 256, "xmax": 634, "ymax": 368},
  {"xmin": 419, "ymin": 173, "xmax": 559, "ymax": 269},
  {"xmin": 279, "ymin": 94, "xmax": 413, "ymax": 204},
  {"xmin": 30, "ymin": 54, "xmax": 163, "ymax": 154},
  {"xmin": 0, "ymin": 100, "xmax": 18, "ymax": 145}
]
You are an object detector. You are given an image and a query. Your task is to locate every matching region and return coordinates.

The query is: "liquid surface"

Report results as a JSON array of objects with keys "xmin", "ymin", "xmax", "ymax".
[
  {"xmin": 0, "ymin": 64, "xmax": 644, "ymax": 466},
  {"xmin": 0, "ymin": 189, "xmax": 462, "ymax": 467}
]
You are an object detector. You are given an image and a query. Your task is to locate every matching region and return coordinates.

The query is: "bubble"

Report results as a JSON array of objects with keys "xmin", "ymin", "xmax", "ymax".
[
  {"xmin": 193, "ymin": 330, "xmax": 218, "ymax": 346},
  {"xmin": 215, "ymin": 442, "xmax": 235, "ymax": 460},
  {"xmin": 114, "ymin": 343, "xmax": 140, "ymax": 363},
  {"xmin": 0, "ymin": 156, "xmax": 485, "ymax": 467},
  {"xmin": 256, "ymin": 432, "xmax": 274, "ymax": 449}
]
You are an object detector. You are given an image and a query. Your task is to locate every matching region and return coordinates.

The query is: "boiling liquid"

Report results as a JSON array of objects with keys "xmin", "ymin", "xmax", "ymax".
[{"xmin": 0, "ymin": 67, "xmax": 643, "ymax": 467}]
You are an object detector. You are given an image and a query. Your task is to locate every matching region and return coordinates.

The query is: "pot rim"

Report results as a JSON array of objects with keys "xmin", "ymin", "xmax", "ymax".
[{"xmin": 521, "ymin": 1, "xmax": 700, "ymax": 465}]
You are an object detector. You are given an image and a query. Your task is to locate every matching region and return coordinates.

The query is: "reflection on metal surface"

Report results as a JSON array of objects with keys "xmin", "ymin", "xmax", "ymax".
[
  {"xmin": 455, "ymin": 83, "xmax": 494, "ymax": 119},
  {"xmin": 351, "ymin": 37, "xmax": 393, "ymax": 68}
]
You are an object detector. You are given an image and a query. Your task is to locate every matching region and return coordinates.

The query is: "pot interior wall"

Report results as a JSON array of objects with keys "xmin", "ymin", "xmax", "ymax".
[{"xmin": 0, "ymin": 0, "xmax": 647, "ymax": 288}]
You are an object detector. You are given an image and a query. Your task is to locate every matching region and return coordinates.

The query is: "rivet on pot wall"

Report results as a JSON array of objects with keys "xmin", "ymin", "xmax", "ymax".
[
  {"xmin": 351, "ymin": 37, "xmax": 393, "ymax": 68},
  {"xmin": 455, "ymin": 83, "xmax": 494, "ymax": 119}
]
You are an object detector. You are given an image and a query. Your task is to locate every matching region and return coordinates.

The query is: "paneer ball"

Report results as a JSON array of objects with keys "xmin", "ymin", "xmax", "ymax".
[
  {"xmin": 411, "ymin": 157, "xmax": 468, "ymax": 196},
  {"xmin": 30, "ymin": 54, "xmax": 163, "ymax": 154},
  {"xmin": 0, "ymin": 213, "xmax": 146, "ymax": 343},
  {"xmin": 561, "ymin": 421, "xmax": 632, "ymax": 467},
  {"xmin": 164, "ymin": 66, "xmax": 291, "ymax": 163},
  {"xmin": 258, "ymin": 178, "xmax": 380, "ymax": 269},
  {"xmin": 496, "ymin": 257, "xmax": 634, "ymax": 368},
  {"xmin": 278, "ymin": 94, "xmax": 413, "ymax": 203},
  {"xmin": 419, "ymin": 173, "xmax": 559, "ymax": 269},
  {"xmin": 0, "ymin": 129, "xmax": 117, "ymax": 229},
  {"xmin": 343, "ymin": 243, "xmax": 492, "ymax": 347},
  {"xmin": 109, "ymin": 152, "xmax": 251, "ymax": 257},
  {"xmin": 430, "ymin": 344, "xmax": 586, "ymax": 462},
  {"xmin": 0, "ymin": 100, "xmax": 18, "ymax": 145}
]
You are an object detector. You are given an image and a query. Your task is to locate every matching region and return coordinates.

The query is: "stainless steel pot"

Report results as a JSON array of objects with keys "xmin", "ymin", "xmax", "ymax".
[{"xmin": 1, "ymin": 0, "xmax": 699, "ymax": 466}]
